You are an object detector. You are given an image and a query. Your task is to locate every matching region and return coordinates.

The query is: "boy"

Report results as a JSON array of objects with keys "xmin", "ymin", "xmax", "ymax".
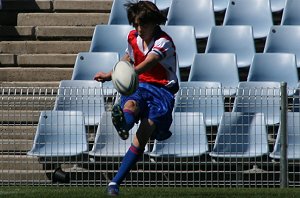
[{"xmin": 94, "ymin": 0, "xmax": 178, "ymax": 196}]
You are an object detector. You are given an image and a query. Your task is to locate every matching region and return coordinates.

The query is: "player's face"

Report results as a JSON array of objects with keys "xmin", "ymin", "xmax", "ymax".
[{"xmin": 133, "ymin": 20, "xmax": 156, "ymax": 42}]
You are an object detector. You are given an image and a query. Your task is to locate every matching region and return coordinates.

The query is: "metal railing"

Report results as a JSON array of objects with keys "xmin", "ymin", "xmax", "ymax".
[{"xmin": 0, "ymin": 82, "xmax": 299, "ymax": 187}]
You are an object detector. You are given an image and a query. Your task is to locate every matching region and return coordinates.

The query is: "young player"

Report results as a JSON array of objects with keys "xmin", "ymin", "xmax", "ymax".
[{"xmin": 94, "ymin": 0, "xmax": 178, "ymax": 196}]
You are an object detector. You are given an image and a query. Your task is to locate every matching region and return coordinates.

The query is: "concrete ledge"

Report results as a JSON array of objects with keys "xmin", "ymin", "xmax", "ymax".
[
  {"xmin": 0, "ymin": 155, "xmax": 43, "ymax": 170},
  {"xmin": 54, "ymin": 0, "xmax": 112, "ymax": 12},
  {"xmin": 18, "ymin": 13, "xmax": 108, "ymax": 26},
  {"xmin": 18, "ymin": 54, "xmax": 77, "ymax": 66},
  {"xmin": 0, "ymin": 41, "xmax": 90, "ymax": 54},
  {"xmin": 0, "ymin": 95, "xmax": 55, "ymax": 111},
  {"xmin": 2, "ymin": 0, "xmax": 52, "ymax": 11},
  {"xmin": 0, "ymin": 110, "xmax": 40, "ymax": 123},
  {"xmin": 36, "ymin": 26, "xmax": 94, "ymax": 39},
  {"xmin": 0, "ymin": 81, "xmax": 60, "ymax": 87},
  {"xmin": 0, "ymin": 169, "xmax": 50, "ymax": 181},
  {"xmin": 0, "ymin": 54, "xmax": 16, "ymax": 65},
  {"xmin": 0, "ymin": 26, "xmax": 35, "ymax": 38},
  {"xmin": 0, "ymin": 139, "xmax": 33, "ymax": 151},
  {"xmin": 0, "ymin": 67, "xmax": 73, "ymax": 81},
  {"xmin": 0, "ymin": 126, "xmax": 36, "ymax": 140}
]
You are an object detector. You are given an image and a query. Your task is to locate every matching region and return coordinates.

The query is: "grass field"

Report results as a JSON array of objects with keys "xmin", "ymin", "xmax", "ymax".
[{"xmin": 0, "ymin": 186, "xmax": 300, "ymax": 198}]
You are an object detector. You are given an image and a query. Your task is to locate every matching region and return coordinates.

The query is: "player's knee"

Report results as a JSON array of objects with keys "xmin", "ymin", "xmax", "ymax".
[{"xmin": 124, "ymin": 100, "xmax": 138, "ymax": 112}]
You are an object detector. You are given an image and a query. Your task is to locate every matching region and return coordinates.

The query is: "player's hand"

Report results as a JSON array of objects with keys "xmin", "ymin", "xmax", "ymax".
[{"xmin": 94, "ymin": 71, "xmax": 111, "ymax": 82}]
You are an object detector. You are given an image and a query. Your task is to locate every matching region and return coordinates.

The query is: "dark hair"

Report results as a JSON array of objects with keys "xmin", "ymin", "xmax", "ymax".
[{"xmin": 124, "ymin": 0, "xmax": 167, "ymax": 26}]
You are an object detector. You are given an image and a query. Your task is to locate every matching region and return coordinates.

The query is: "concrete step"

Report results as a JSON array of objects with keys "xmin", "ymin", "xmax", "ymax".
[
  {"xmin": 0, "ymin": 26, "xmax": 94, "ymax": 41},
  {"xmin": 0, "ymin": 41, "xmax": 90, "ymax": 54},
  {"xmin": 0, "ymin": 125, "xmax": 36, "ymax": 140},
  {"xmin": 36, "ymin": 26, "xmax": 94, "ymax": 40},
  {"xmin": 2, "ymin": 0, "xmax": 52, "ymax": 11},
  {"xmin": 53, "ymin": 0, "xmax": 112, "ymax": 12},
  {"xmin": 0, "ymin": 155, "xmax": 43, "ymax": 170},
  {"xmin": 0, "ymin": 26, "xmax": 35, "ymax": 39},
  {"xmin": 0, "ymin": 81, "xmax": 60, "ymax": 87},
  {"xmin": 17, "ymin": 13, "xmax": 108, "ymax": 26},
  {"xmin": 17, "ymin": 54, "xmax": 77, "ymax": 66},
  {"xmin": 0, "ymin": 95, "xmax": 56, "ymax": 111},
  {"xmin": 1, "ymin": 0, "xmax": 112, "ymax": 12},
  {"xmin": 0, "ymin": 139, "xmax": 33, "ymax": 152},
  {"xmin": 0, "ymin": 169, "xmax": 50, "ymax": 181},
  {"xmin": 0, "ymin": 110, "xmax": 41, "ymax": 123},
  {"xmin": 0, "ymin": 54, "xmax": 16, "ymax": 65},
  {"xmin": 0, "ymin": 68, "xmax": 72, "ymax": 81}
]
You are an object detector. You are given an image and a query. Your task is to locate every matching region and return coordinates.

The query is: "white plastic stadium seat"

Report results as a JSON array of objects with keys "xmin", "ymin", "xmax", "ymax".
[
  {"xmin": 54, "ymin": 80, "xmax": 105, "ymax": 126},
  {"xmin": 71, "ymin": 52, "xmax": 119, "ymax": 95},
  {"xmin": 205, "ymin": 25, "xmax": 255, "ymax": 68},
  {"xmin": 149, "ymin": 112, "xmax": 208, "ymax": 157},
  {"xmin": 175, "ymin": 81, "xmax": 224, "ymax": 126},
  {"xmin": 89, "ymin": 112, "xmax": 144, "ymax": 157},
  {"xmin": 223, "ymin": 0, "xmax": 273, "ymax": 39},
  {"xmin": 27, "ymin": 110, "xmax": 88, "ymax": 157},
  {"xmin": 232, "ymin": 81, "xmax": 281, "ymax": 125},
  {"xmin": 247, "ymin": 53, "xmax": 298, "ymax": 96},
  {"xmin": 270, "ymin": 112, "xmax": 300, "ymax": 160},
  {"xmin": 89, "ymin": 25, "xmax": 134, "ymax": 57},
  {"xmin": 166, "ymin": 0, "xmax": 215, "ymax": 39},
  {"xmin": 188, "ymin": 53, "xmax": 239, "ymax": 96},
  {"xmin": 210, "ymin": 112, "xmax": 268, "ymax": 158},
  {"xmin": 161, "ymin": 25, "xmax": 197, "ymax": 68}
]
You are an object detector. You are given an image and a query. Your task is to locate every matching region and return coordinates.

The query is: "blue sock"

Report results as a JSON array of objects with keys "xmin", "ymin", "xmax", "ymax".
[
  {"xmin": 112, "ymin": 144, "xmax": 144, "ymax": 185},
  {"xmin": 123, "ymin": 109, "xmax": 135, "ymax": 131}
]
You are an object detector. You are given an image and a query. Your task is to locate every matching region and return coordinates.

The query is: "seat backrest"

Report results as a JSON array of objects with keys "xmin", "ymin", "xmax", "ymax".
[
  {"xmin": 89, "ymin": 25, "xmax": 134, "ymax": 57},
  {"xmin": 166, "ymin": 0, "xmax": 215, "ymax": 39},
  {"xmin": 71, "ymin": 52, "xmax": 119, "ymax": 94},
  {"xmin": 188, "ymin": 53, "xmax": 239, "ymax": 96},
  {"xmin": 281, "ymin": 0, "xmax": 300, "ymax": 25},
  {"xmin": 223, "ymin": 0, "xmax": 273, "ymax": 39},
  {"xmin": 270, "ymin": 0, "xmax": 286, "ymax": 12},
  {"xmin": 149, "ymin": 112, "xmax": 208, "ymax": 157},
  {"xmin": 161, "ymin": 25, "xmax": 197, "ymax": 68},
  {"xmin": 210, "ymin": 112, "xmax": 268, "ymax": 158},
  {"xmin": 27, "ymin": 110, "xmax": 88, "ymax": 157},
  {"xmin": 72, "ymin": 52, "xmax": 119, "ymax": 80},
  {"xmin": 89, "ymin": 112, "xmax": 139, "ymax": 157},
  {"xmin": 205, "ymin": 25, "xmax": 255, "ymax": 68},
  {"xmin": 213, "ymin": 0, "xmax": 230, "ymax": 12},
  {"xmin": 108, "ymin": 0, "xmax": 156, "ymax": 24},
  {"xmin": 247, "ymin": 53, "xmax": 298, "ymax": 95},
  {"xmin": 54, "ymin": 80, "xmax": 105, "ymax": 125},
  {"xmin": 175, "ymin": 81, "xmax": 224, "ymax": 126},
  {"xmin": 232, "ymin": 81, "xmax": 281, "ymax": 125},
  {"xmin": 108, "ymin": 0, "xmax": 129, "ymax": 25},
  {"xmin": 155, "ymin": 0, "xmax": 172, "ymax": 10},
  {"xmin": 264, "ymin": 26, "xmax": 300, "ymax": 68},
  {"xmin": 270, "ymin": 112, "xmax": 300, "ymax": 160}
]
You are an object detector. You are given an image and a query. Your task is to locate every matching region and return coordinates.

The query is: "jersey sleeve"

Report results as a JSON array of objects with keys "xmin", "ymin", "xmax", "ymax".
[{"xmin": 149, "ymin": 38, "xmax": 175, "ymax": 60}]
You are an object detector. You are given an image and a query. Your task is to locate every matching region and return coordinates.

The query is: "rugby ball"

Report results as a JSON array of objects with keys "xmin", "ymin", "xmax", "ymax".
[{"xmin": 111, "ymin": 61, "xmax": 139, "ymax": 96}]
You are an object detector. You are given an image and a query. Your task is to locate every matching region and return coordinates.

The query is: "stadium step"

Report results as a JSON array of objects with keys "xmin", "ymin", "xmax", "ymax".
[
  {"xmin": 17, "ymin": 54, "xmax": 77, "ymax": 66},
  {"xmin": 0, "ymin": 125, "xmax": 36, "ymax": 140},
  {"xmin": 0, "ymin": 155, "xmax": 43, "ymax": 170},
  {"xmin": 0, "ymin": 41, "xmax": 90, "ymax": 54},
  {"xmin": 0, "ymin": 68, "xmax": 72, "ymax": 82},
  {"xmin": 17, "ymin": 13, "xmax": 108, "ymax": 26},
  {"xmin": 2, "ymin": 0, "xmax": 112, "ymax": 12},
  {"xmin": 0, "ymin": 139, "xmax": 33, "ymax": 152},
  {"xmin": 0, "ymin": 110, "xmax": 41, "ymax": 123}
]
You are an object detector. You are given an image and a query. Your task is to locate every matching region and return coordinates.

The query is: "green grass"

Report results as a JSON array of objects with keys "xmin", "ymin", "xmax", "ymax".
[{"xmin": 1, "ymin": 187, "xmax": 300, "ymax": 198}]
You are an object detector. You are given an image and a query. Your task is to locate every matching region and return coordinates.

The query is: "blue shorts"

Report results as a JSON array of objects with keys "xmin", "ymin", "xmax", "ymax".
[{"xmin": 120, "ymin": 83, "xmax": 175, "ymax": 140}]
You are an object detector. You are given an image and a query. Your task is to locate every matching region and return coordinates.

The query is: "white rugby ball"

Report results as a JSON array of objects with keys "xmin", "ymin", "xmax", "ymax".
[{"xmin": 111, "ymin": 61, "xmax": 139, "ymax": 96}]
